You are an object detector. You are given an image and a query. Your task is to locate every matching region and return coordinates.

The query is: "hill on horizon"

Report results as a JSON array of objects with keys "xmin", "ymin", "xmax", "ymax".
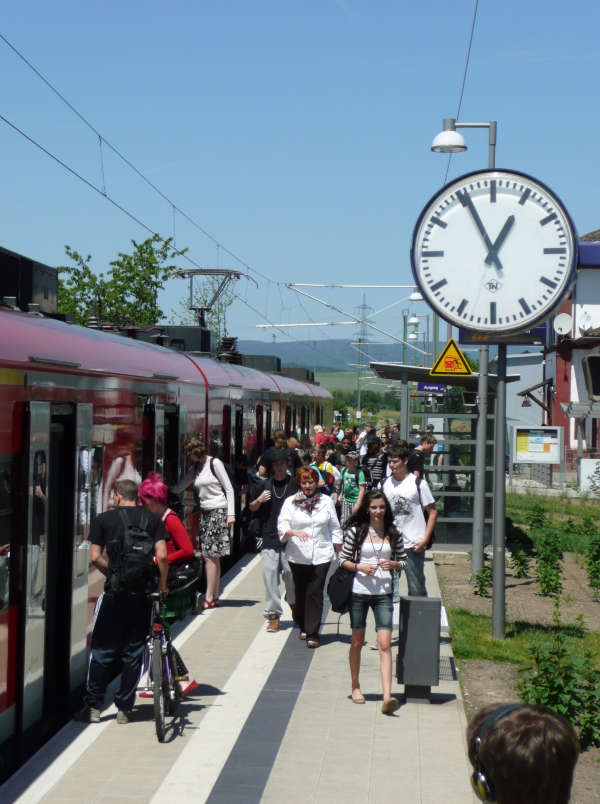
[{"xmin": 238, "ymin": 338, "xmax": 414, "ymax": 371}]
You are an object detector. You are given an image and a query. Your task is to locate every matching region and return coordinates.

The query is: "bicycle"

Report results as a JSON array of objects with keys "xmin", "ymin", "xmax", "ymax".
[{"xmin": 141, "ymin": 591, "xmax": 184, "ymax": 742}]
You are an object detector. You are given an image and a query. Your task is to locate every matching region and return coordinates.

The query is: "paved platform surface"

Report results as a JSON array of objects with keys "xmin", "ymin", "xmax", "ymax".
[{"xmin": 1, "ymin": 554, "xmax": 477, "ymax": 803}]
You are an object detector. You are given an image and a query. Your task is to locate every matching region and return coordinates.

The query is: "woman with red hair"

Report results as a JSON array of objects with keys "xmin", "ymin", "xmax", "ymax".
[
  {"xmin": 138, "ymin": 473, "xmax": 195, "ymax": 566},
  {"xmin": 278, "ymin": 467, "xmax": 343, "ymax": 648}
]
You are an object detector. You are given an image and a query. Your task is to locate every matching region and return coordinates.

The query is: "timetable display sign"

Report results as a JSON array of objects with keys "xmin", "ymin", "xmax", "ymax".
[{"xmin": 512, "ymin": 426, "xmax": 562, "ymax": 464}]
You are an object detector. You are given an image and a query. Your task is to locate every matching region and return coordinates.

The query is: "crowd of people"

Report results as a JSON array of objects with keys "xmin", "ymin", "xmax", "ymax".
[{"xmin": 72, "ymin": 420, "xmax": 582, "ymax": 798}]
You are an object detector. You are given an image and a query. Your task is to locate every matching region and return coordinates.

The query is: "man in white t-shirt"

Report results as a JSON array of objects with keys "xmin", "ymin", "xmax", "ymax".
[{"xmin": 382, "ymin": 446, "xmax": 437, "ymax": 596}]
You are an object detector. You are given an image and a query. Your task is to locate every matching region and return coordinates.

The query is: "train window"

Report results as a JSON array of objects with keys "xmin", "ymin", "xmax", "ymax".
[
  {"xmin": 90, "ymin": 446, "xmax": 103, "ymax": 526},
  {"xmin": 292, "ymin": 407, "xmax": 297, "ymax": 435},
  {"xmin": 284, "ymin": 406, "xmax": 292, "ymax": 437},
  {"xmin": 254, "ymin": 405, "xmax": 263, "ymax": 462},
  {"xmin": 265, "ymin": 408, "xmax": 272, "ymax": 442},
  {"xmin": 222, "ymin": 405, "xmax": 231, "ymax": 463},
  {"xmin": 234, "ymin": 407, "xmax": 243, "ymax": 461},
  {"xmin": 30, "ymin": 449, "xmax": 47, "ymax": 605},
  {"xmin": 0, "ymin": 457, "xmax": 12, "ymax": 611},
  {"xmin": 76, "ymin": 448, "xmax": 91, "ymax": 546},
  {"xmin": 300, "ymin": 406, "xmax": 306, "ymax": 436}
]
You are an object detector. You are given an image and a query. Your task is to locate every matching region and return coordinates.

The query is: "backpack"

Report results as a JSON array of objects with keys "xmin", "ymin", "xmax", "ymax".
[
  {"xmin": 316, "ymin": 462, "xmax": 336, "ymax": 495},
  {"xmin": 208, "ymin": 457, "xmax": 238, "ymax": 492},
  {"xmin": 108, "ymin": 509, "xmax": 156, "ymax": 594}
]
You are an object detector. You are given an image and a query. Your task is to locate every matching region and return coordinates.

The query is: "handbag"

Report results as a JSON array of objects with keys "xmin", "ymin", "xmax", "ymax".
[
  {"xmin": 416, "ymin": 477, "xmax": 435, "ymax": 548},
  {"xmin": 327, "ymin": 565, "xmax": 354, "ymax": 614}
]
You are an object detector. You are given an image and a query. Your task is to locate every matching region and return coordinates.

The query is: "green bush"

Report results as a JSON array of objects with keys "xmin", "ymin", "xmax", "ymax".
[
  {"xmin": 586, "ymin": 531, "xmax": 600, "ymax": 600},
  {"xmin": 534, "ymin": 525, "xmax": 563, "ymax": 597},
  {"xmin": 472, "ymin": 564, "xmax": 493, "ymax": 597},
  {"xmin": 510, "ymin": 549, "xmax": 531, "ymax": 579},
  {"xmin": 517, "ymin": 598, "xmax": 600, "ymax": 749},
  {"xmin": 525, "ymin": 502, "xmax": 547, "ymax": 530}
]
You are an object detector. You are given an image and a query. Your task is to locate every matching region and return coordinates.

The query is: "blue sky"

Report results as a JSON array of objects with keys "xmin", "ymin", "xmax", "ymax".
[{"xmin": 1, "ymin": 1, "xmax": 598, "ymax": 352}]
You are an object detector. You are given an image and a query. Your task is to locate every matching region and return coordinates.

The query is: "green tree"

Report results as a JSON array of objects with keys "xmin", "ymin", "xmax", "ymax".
[
  {"xmin": 171, "ymin": 275, "xmax": 235, "ymax": 345},
  {"xmin": 58, "ymin": 235, "xmax": 183, "ymax": 326}
]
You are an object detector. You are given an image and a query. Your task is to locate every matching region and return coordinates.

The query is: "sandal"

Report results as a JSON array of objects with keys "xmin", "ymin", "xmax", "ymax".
[
  {"xmin": 351, "ymin": 692, "xmax": 366, "ymax": 704},
  {"xmin": 306, "ymin": 638, "xmax": 320, "ymax": 649},
  {"xmin": 203, "ymin": 600, "xmax": 216, "ymax": 610},
  {"xmin": 381, "ymin": 697, "xmax": 400, "ymax": 715},
  {"xmin": 299, "ymin": 632, "xmax": 307, "ymax": 641}
]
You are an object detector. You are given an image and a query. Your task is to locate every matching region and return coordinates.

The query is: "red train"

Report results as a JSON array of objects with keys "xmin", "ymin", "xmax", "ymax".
[{"xmin": 0, "ymin": 305, "xmax": 332, "ymax": 779}]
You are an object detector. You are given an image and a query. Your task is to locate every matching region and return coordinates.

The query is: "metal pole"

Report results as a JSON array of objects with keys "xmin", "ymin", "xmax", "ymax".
[
  {"xmin": 472, "ymin": 345, "xmax": 489, "ymax": 575},
  {"xmin": 399, "ymin": 371, "xmax": 409, "ymax": 441},
  {"xmin": 473, "ymin": 122, "xmax": 495, "ymax": 577},
  {"xmin": 492, "ymin": 344, "xmax": 507, "ymax": 638},
  {"xmin": 433, "ymin": 313, "xmax": 439, "ymax": 362},
  {"xmin": 402, "ymin": 314, "xmax": 407, "ymax": 364}
]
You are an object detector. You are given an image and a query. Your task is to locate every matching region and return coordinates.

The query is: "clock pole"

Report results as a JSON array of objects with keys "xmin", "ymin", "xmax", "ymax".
[{"xmin": 492, "ymin": 344, "xmax": 507, "ymax": 638}]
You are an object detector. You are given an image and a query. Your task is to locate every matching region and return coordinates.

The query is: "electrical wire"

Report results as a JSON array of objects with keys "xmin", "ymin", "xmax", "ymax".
[
  {"xmin": 442, "ymin": 0, "xmax": 480, "ymax": 185},
  {"xmin": 0, "ymin": 31, "xmax": 278, "ymax": 287}
]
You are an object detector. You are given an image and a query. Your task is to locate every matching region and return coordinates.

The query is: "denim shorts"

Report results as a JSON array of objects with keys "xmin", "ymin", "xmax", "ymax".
[{"xmin": 350, "ymin": 593, "xmax": 393, "ymax": 632}]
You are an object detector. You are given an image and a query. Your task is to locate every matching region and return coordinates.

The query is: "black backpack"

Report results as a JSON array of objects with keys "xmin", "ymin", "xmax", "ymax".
[{"xmin": 107, "ymin": 509, "xmax": 156, "ymax": 594}]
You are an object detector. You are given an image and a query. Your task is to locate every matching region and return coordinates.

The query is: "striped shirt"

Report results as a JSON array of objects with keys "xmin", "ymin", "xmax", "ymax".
[{"xmin": 339, "ymin": 525, "xmax": 407, "ymax": 570}]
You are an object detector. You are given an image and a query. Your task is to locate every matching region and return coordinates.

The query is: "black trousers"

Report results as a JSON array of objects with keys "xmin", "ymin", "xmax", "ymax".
[
  {"xmin": 289, "ymin": 561, "xmax": 331, "ymax": 639},
  {"xmin": 85, "ymin": 591, "xmax": 151, "ymax": 711}
]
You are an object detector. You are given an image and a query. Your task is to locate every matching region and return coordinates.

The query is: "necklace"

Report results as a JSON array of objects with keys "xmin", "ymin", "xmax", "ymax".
[
  {"xmin": 272, "ymin": 478, "xmax": 289, "ymax": 500},
  {"xmin": 368, "ymin": 529, "xmax": 387, "ymax": 567}
]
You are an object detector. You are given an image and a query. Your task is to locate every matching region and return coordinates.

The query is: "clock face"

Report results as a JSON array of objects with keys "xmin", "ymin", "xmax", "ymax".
[{"xmin": 411, "ymin": 169, "xmax": 578, "ymax": 333}]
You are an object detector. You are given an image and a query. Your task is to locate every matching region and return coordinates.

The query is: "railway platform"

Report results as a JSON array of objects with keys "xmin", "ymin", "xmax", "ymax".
[{"xmin": 1, "ymin": 554, "xmax": 476, "ymax": 804}]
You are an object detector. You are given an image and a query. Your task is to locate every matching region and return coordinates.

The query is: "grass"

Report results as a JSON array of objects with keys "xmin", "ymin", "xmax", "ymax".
[
  {"xmin": 506, "ymin": 492, "xmax": 600, "ymax": 523},
  {"xmin": 447, "ymin": 606, "xmax": 600, "ymax": 667}
]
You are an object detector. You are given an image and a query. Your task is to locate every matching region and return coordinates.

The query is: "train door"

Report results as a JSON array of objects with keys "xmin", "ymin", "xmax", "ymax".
[
  {"xmin": 142, "ymin": 401, "xmax": 165, "ymax": 477},
  {"xmin": 234, "ymin": 406, "xmax": 243, "ymax": 465},
  {"xmin": 20, "ymin": 402, "xmax": 89, "ymax": 751},
  {"xmin": 70, "ymin": 404, "xmax": 93, "ymax": 701},
  {"xmin": 265, "ymin": 407, "xmax": 272, "ymax": 443},
  {"xmin": 164, "ymin": 405, "xmax": 182, "ymax": 487},
  {"xmin": 222, "ymin": 405, "xmax": 231, "ymax": 463},
  {"xmin": 255, "ymin": 405, "xmax": 263, "ymax": 459},
  {"xmin": 284, "ymin": 406, "xmax": 292, "ymax": 437}
]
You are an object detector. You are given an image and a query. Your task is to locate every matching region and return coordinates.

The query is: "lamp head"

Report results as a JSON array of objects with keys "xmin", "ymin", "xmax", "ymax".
[
  {"xmin": 409, "ymin": 291, "xmax": 423, "ymax": 301},
  {"xmin": 408, "ymin": 315, "xmax": 420, "ymax": 326},
  {"xmin": 408, "ymin": 332, "xmax": 419, "ymax": 341},
  {"xmin": 431, "ymin": 128, "xmax": 467, "ymax": 153}
]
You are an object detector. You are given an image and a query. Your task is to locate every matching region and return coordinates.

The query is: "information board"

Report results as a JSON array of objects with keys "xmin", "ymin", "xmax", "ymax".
[{"xmin": 512, "ymin": 426, "xmax": 562, "ymax": 464}]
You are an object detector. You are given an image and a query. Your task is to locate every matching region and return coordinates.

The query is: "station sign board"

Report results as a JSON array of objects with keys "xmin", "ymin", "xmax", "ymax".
[
  {"xmin": 417, "ymin": 382, "xmax": 447, "ymax": 393},
  {"xmin": 512, "ymin": 425, "xmax": 563, "ymax": 464}
]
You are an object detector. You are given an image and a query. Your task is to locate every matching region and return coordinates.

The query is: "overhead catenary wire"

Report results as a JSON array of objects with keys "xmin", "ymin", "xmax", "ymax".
[
  {"xmin": 0, "ymin": 112, "xmax": 257, "ymax": 288},
  {"xmin": 442, "ymin": 0, "xmax": 480, "ymax": 185},
  {"xmin": 0, "ymin": 31, "xmax": 278, "ymax": 288}
]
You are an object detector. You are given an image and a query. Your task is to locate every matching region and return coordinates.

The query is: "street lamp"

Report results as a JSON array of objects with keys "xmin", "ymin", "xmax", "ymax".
[{"xmin": 431, "ymin": 117, "xmax": 506, "ymax": 639}]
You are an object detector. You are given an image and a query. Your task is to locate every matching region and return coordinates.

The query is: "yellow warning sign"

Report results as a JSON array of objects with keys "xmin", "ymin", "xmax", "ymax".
[{"xmin": 430, "ymin": 338, "xmax": 472, "ymax": 377}]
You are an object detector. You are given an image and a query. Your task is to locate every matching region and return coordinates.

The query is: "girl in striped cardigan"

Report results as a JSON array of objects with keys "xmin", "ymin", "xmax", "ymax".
[{"xmin": 339, "ymin": 491, "xmax": 407, "ymax": 714}]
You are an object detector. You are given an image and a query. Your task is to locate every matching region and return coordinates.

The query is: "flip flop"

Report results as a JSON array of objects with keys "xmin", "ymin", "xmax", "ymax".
[
  {"xmin": 351, "ymin": 693, "xmax": 366, "ymax": 704},
  {"xmin": 381, "ymin": 697, "xmax": 400, "ymax": 715}
]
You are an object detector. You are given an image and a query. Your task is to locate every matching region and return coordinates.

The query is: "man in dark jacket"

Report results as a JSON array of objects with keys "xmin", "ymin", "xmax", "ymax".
[
  {"xmin": 75, "ymin": 479, "xmax": 168, "ymax": 724},
  {"xmin": 249, "ymin": 450, "xmax": 298, "ymax": 632}
]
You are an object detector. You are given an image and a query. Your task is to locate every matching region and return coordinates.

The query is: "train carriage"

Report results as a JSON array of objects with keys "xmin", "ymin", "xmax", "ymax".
[{"xmin": 0, "ymin": 306, "xmax": 331, "ymax": 781}]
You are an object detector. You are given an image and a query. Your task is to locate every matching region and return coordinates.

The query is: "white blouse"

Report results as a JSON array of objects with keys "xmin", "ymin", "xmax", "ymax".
[
  {"xmin": 278, "ymin": 493, "xmax": 343, "ymax": 565},
  {"xmin": 193, "ymin": 457, "xmax": 235, "ymax": 516}
]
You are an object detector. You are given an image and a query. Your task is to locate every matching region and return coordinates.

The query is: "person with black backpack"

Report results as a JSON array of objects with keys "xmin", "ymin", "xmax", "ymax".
[{"xmin": 75, "ymin": 479, "xmax": 168, "ymax": 725}]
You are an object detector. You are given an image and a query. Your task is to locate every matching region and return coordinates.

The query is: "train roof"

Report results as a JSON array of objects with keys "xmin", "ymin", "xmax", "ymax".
[
  {"xmin": 0, "ymin": 309, "xmax": 203, "ymax": 383},
  {"xmin": 186, "ymin": 355, "xmax": 281, "ymax": 392},
  {"xmin": 0, "ymin": 309, "xmax": 333, "ymax": 398}
]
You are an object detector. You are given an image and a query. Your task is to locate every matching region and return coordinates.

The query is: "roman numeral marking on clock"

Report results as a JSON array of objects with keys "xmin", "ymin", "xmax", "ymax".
[
  {"xmin": 490, "ymin": 181, "xmax": 496, "ymax": 202},
  {"xmin": 519, "ymin": 298, "xmax": 531, "ymax": 315},
  {"xmin": 422, "ymin": 251, "xmax": 444, "ymax": 257},
  {"xmin": 431, "ymin": 216, "xmax": 447, "ymax": 228},
  {"xmin": 490, "ymin": 302, "xmax": 496, "ymax": 325},
  {"xmin": 457, "ymin": 299, "xmax": 468, "ymax": 316},
  {"xmin": 544, "ymin": 247, "xmax": 566, "ymax": 254},
  {"xmin": 430, "ymin": 279, "xmax": 448, "ymax": 292},
  {"xmin": 540, "ymin": 212, "xmax": 557, "ymax": 226},
  {"xmin": 519, "ymin": 188, "xmax": 531, "ymax": 205},
  {"xmin": 540, "ymin": 276, "xmax": 557, "ymax": 289}
]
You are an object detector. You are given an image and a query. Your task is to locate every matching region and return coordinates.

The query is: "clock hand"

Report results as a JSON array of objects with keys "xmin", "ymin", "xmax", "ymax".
[
  {"xmin": 457, "ymin": 190, "xmax": 503, "ymax": 271},
  {"xmin": 485, "ymin": 215, "xmax": 515, "ymax": 267}
]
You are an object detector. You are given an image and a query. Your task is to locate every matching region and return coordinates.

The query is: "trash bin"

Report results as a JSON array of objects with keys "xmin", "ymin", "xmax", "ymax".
[{"xmin": 396, "ymin": 596, "xmax": 441, "ymax": 702}]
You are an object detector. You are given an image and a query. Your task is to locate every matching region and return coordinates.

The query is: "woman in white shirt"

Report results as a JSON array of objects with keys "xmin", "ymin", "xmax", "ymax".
[
  {"xmin": 278, "ymin": 467, "xmax": 343, "ymax": 648},
  {"xmin": 174, "ymin": 438, "xmax": 235, "ymax": 609},
  {"xmin": 339, "ymin": 491, "xmax": 407, "ymax": 713}
]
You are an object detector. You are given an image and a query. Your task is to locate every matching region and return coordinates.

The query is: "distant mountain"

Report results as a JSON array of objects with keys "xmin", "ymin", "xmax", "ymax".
[{"xmin": 237, "ymin": 338, "xmax": 420, "ymax": 371}]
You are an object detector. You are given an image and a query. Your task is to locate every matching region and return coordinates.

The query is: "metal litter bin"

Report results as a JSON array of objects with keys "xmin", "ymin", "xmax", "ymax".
[{"xmin": 396, "ymin": 596, "xmax": 441, "ymax": 702}]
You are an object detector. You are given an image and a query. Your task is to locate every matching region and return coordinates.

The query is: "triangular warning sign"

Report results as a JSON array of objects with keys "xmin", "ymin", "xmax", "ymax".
[{"xmin": 430, "ymin": 338, "xmax": 472, "ymax": 377}]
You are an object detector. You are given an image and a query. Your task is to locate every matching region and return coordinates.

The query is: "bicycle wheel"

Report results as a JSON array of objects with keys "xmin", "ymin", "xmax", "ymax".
[
  {"xmin": 166, "ymin": 645, "xmax": 181, "ymax": 716},
  {"xmin": 152, "ymin": 636, "xmax": 166, "ymax": 742}
]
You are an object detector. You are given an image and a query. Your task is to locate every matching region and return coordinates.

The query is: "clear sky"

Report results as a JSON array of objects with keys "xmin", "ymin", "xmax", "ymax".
[{"xmin": 1, "ymin": 1, "xmax": 598, "ymax": 356}]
